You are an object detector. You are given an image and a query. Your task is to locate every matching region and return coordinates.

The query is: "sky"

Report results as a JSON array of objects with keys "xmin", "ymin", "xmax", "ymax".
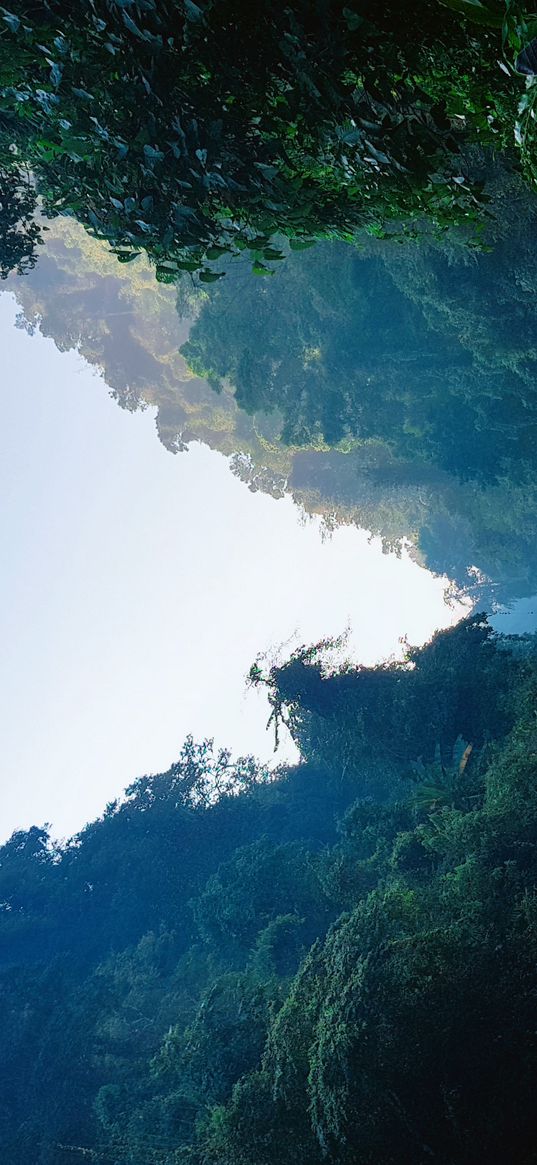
[{"xmin": 0, "ymin": 292, "xmax": 468, "ymax": 842}]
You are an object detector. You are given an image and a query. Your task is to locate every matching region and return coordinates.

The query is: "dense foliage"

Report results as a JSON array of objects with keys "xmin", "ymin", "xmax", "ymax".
[
  {"xmin": 183, "ymin": 167, "xmax": 537, "ymax": 479},
  {"xmin": 3, "ymin": 616, "xmax": 537, "ymax": 1163},
  {"xmin": 0, "ymin": 162, "xmax": 42, "ymax": 275},
  {"xmin": 7, "ymin": 215, "xmax": 291, "ymax": 467},
  {"xmin": 0, "ymin": 0, "xmax": 531, "ymax": 280}
]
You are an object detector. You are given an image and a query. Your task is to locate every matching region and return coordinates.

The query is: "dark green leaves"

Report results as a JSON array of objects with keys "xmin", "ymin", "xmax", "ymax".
[
  {"xmin": 0, "ymin": 0, "xmax": 526, "ymax": 285},
  {"xmin": 143, "ymin": 143, "xmax": 165, "ymax": 161},
  {"xmin": 342, "ymin": 7, "xmax": 364, "ymax": 32},
  {"xmin": 0, "ymin": 9, "xmax": 19, "ymax": 32},
  {"xmin": 199, "ymin": 268, "xmax": 225, "ymax": 281},
  {"xmin": 184, "ymin": 0, "xmax": 204, "ymax": 21},
  {"xmin": 122, "ymin": 11, "xmax": 148, "ymax": 40},
  {"xmin": 113, "ymin": 249, "xmax": 142, "ymax": 261}
]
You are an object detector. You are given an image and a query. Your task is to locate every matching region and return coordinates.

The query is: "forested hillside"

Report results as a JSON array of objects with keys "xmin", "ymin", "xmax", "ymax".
[
  {"xmin": 181, "ymin": 161, "xmax": 537, "ymax": 603},
  {"xmin": 3, "ymin": 617, "xmax": 537, "ymax": 1164},
  {"xmin": 2, "ymin": 0, "xmax": 537, "ymax": 608},
  {"xmin": 6, "ymin": 216, "xmax": 290, "ymax": 469},
  {"xmin": 12, "ymin": 183, "xmax": 537, "ymax": 606},
  {"xmin": 4, "ymin": 5, "xmax": 537, "ymax": 1163},
  {"xmin": 184, "ymin": 166, "xmax": 537, "ymax": 478}
]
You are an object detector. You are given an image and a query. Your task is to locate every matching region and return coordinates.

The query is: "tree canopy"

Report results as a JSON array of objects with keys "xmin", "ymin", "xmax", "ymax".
[
  {"xmin": 0, "ymin": 0, "xmax": 531, "ymax": 279},
  {"xmin": 181, "ymin": 168, "xmax": 537, "ymax": 603},
  {"xmin": 3, "ymin": 618, "xmax": 537, "ymax": 1163},
  {"xmin": 11, "ymin": 199, "xmax": 537, "ymax": 608}
]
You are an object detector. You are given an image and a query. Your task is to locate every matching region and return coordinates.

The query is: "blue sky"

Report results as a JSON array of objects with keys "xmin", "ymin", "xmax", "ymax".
[{"xmin": 0, "ymin": 293, "xmax": 467, "ymax": 842}]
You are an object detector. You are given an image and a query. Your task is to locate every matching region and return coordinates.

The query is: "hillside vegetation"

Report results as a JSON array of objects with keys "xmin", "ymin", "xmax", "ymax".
[{"xmin": 2, "ymin": 618, "xmax": 537, "ymax": 1164}]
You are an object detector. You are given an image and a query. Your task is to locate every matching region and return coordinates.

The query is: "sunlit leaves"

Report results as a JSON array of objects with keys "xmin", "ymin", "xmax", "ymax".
[{"xmin": 0, "ymin": 0, "xmax": 530, "ymax": 283}]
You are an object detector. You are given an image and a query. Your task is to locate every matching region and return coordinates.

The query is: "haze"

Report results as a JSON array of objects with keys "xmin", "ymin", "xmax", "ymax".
[{"xmin": 0, "ymin": 294, "xmax": 466, "ymax": 841}]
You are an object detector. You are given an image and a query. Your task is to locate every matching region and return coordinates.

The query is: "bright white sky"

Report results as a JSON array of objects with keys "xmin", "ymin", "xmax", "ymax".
[{"xmin": 0, "ymin": 292, "xmax": 468, "ymax": 842}]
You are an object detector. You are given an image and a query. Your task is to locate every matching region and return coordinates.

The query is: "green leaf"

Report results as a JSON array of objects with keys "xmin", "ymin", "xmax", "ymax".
[
  {"xmin": 144, "ymin": 144, "xmax": 165, "ymax": 161},
  {"xmin": 184, "ymin": 0, "xmax": 204, "ymax": 21},
  {"xmin": 113, "ymin": 251, "xmax": 142, "ymax": 262},
  {"xmin": 343, "ymin": 9, "xmax": 364, "ymax": 32},
  {"xmin": 1, "ymin": 9, "xmax": 20, "ymax": 32},
  {"xmin": 199, "ymin": 269, "xmax": 225, "ymax": 282},
  {"xmin": 122, "ymin": 11, "xmax": 147, "ymax": 39},
  {"xmin": 156, "ymin": 268, "xmax": 176, "ymax": 283},
  {"xmin": 246, "ymin": 235, "xmax": 270, "ymax": 251},
  {"xmin": 49, "ymin": 61, "xmax": 63, "ymax": 87},
  {"xmin": 205, "ymin": 245, "xmax": 231, "ymax": 259},
  {"xmin": 437, "ymin": 0, "xmax": 503, "ymax": 28},
  {"xmin": 72, "ymin": 87, "xmax": 94, "ymax": 102}
]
